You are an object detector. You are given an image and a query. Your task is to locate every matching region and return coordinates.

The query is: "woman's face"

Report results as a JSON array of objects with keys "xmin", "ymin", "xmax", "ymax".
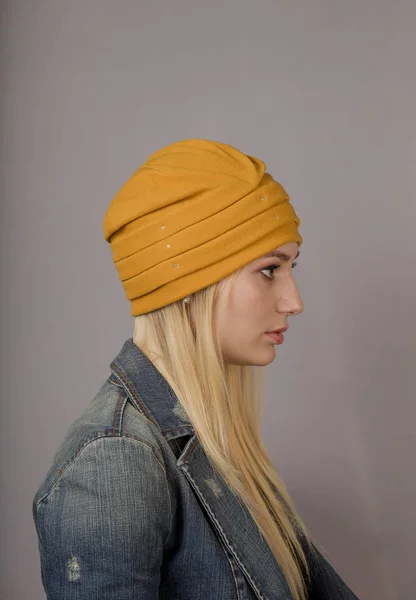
[{"xmin": 213, "ymin": 242, "xmax": 303, "ymax": 366}]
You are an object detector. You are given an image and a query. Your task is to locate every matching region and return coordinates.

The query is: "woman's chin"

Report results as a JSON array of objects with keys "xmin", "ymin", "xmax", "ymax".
[{"xmin": 226, "ymin": 345, "xmax": 276, "ymax": 367}]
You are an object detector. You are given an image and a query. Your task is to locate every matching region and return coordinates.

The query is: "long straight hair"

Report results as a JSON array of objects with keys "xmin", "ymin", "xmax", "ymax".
[{"xmin": 133, "ymin": 268, "xmax": 318, "ymax": 600}]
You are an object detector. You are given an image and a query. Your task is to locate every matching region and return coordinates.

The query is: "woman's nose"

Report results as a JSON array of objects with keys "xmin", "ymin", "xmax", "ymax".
[{"xmin": 277, "ymin": 279, "xmax": 304, "ymax": 316}]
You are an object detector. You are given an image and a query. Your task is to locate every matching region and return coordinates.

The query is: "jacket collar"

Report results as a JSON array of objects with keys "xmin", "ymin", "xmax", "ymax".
[
  {"xmin": 109, "ymin": 337, "xmax": 293, "ymax": 600},
  {"xmin": 110, "ymin": 337, "xmax": 195, "ymax": 440}
]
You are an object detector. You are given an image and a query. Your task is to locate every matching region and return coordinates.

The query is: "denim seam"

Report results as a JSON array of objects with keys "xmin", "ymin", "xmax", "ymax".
[
  {"xmin": 35, "ymin": 433, "xmax": 168, "ymax": 506},
  {"xmin": 217, "ymin": 538, "xmax": 242, "ymax": 600},
  {"xmin": 228, "ymin": 559, "xmax": 242, "ymax": 600},
  {"xmin": 112, "ymin": 390, "xmax": 127, "ymax": 435}
]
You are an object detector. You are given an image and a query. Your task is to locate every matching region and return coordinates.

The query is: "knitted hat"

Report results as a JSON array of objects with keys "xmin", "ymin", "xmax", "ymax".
[{"xmin": 103, "ymin": 138, "xmax": 303, "ymax": 316}]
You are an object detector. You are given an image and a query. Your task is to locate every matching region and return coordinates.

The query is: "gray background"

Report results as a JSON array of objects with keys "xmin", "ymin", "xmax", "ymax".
[{"xmin": 1, "ymin": 1, "xmax": 415, "ymax": 599}]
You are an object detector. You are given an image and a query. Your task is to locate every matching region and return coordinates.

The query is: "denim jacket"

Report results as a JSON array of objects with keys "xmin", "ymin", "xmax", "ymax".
[{"xmin": 33, "ymin": 337, "xmax": 360, "ymax": 599}]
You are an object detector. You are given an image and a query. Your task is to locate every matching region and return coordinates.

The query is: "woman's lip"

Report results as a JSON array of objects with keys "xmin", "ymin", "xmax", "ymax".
[{"xmin": 266, "ymin": 332, "xmax": 284, "ymax": 344}]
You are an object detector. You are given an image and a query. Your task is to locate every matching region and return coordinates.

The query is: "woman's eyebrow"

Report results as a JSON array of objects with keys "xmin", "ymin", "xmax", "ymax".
[{"xmin": 262, "ymin": 249, "xmax": 300, "ymax": 262}]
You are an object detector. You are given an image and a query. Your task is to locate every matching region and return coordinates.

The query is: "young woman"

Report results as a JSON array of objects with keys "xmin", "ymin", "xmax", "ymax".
[{"xmin": 32, "ymin": 139, "xmax": 360, "ymax": 599}]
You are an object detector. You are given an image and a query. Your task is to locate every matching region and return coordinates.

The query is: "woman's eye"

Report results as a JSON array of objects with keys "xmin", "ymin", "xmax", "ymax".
[
  {"xmin": 261, "ymin": 265, "xmax": 278, "ymax": 279},
  {"xmin": 261, "ymin": 261, "xmax": 298, "ymax": 279}
]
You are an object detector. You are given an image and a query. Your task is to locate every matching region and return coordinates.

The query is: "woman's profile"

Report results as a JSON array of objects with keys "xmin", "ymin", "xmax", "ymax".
[{"xmin": 32, "ymin": 139, "xmax": 360, "ymax": 599}]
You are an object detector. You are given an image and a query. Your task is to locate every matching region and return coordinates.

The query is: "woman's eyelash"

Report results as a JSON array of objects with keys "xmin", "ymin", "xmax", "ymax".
[{"xmin": 261, "ymin": 261, "xmax": 298, "ymax": 278}]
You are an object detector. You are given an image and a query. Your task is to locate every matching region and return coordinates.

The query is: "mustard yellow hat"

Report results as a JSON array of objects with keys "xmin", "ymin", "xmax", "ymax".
[{"xmin": 103, "ymin": 138, "xmax": 303, "ymax": 316}]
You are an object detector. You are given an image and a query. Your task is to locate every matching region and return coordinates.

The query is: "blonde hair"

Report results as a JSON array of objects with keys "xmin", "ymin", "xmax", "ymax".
[{"xmin": 133, "ymin": 267, "xmax": 317, "ymax": 600}]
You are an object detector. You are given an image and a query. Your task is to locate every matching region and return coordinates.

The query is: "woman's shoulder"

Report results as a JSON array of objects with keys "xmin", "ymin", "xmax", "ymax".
[
  {"xmin": 32, "ymin": 375, "xmax": 168, "ymax": 508},
  {"xmin": 32, "ymin": 376, "xmax": 176, "ymax": 591}
]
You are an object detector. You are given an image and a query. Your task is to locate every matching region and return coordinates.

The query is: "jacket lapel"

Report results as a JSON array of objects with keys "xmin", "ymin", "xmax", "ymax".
[
  {"xmin": 177, "ymin": 436, "xmax": 293, "ymax": 600},
  {"xmin": 110, "ymin": 338, "xmax": 293, "ymax": 600}
]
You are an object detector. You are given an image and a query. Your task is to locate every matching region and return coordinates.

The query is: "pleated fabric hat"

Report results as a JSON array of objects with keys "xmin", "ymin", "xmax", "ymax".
[{"xmin": 103, "ymin": 138, "xmax": 303, "ymax": 316}]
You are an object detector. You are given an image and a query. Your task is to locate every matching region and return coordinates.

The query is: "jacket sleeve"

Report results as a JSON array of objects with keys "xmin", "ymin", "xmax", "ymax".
[{"xmin": 33, "ymin": 435, "xmax": 172, "ymax": 600}]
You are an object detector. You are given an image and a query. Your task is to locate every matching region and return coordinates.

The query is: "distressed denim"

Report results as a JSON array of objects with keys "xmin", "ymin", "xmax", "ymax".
[{"xmin": 33, "ymin": 337, "xmax": 360, "ymax": 599}]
